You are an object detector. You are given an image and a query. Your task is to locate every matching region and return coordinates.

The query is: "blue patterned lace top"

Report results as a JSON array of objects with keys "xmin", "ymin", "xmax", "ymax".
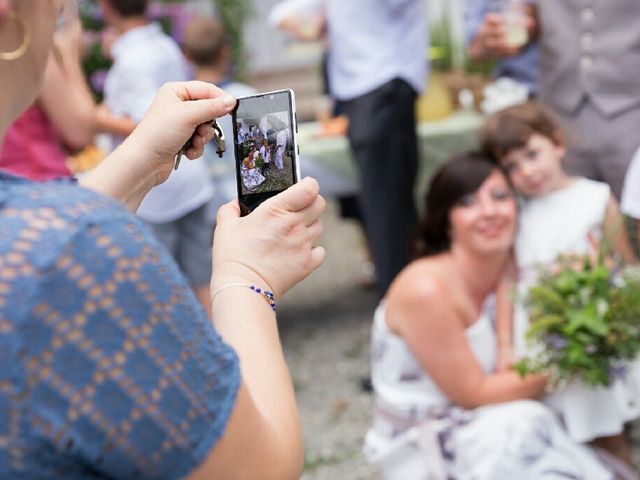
[{"xmin": 0, "ymin": 172, "xmax": 240, "ymax": 479}]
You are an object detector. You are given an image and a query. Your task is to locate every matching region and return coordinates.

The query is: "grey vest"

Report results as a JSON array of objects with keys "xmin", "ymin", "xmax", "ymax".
[{"xmin": 538, "ymin": 0, "xmax": 640, "ymax": 116}]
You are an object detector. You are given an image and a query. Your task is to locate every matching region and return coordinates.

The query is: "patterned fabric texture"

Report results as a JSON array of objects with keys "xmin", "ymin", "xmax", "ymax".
[
  {"xmin": 364, "ymin": 304, "xmax": 613, "ymax": 479},
  {"xmin": 0, "ymin": 172, "xmax": 240, "ymax": 479}
]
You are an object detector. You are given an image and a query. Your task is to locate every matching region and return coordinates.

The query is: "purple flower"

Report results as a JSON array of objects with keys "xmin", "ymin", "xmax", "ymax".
[
  {"xmin": 609, "ymin": 364, "xmax": 627, "ymax": 380},
  {"xmin": 546, "ymin": 333, "xmax": 567, "ymax": 350},
  {"xmin": 90, "ymin": 69, "xmax": 108, "ymax": 94},
  {"xmin": 586, "ymin": 344, "xmax": 598, "ymax": 354},
  {"xmin": 147, "ymin": 2, "xmax": 195, "ymax": 44}
]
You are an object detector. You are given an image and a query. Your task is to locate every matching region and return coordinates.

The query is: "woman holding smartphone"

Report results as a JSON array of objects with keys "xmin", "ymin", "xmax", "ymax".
[{"xmin": 0, "ymin": 1, "xmax": 325, "ymax": 478}]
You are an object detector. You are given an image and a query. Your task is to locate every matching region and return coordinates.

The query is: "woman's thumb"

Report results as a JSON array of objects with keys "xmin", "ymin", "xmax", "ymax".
[{"xmin": 216, "ymin": 200, "xmax": 241, "ymax": 225}]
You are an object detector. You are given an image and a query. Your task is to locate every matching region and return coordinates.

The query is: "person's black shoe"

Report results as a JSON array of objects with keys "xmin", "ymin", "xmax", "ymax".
[{"xmin": 360, "ymin": 375, "xmax": 373, "ymax": 393}]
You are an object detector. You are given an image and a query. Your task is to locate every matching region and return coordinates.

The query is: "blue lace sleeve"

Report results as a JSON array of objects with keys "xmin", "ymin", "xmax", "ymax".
[{"xmin": 24, "ymin": 214, "xmax": 240, "ymax": 479}]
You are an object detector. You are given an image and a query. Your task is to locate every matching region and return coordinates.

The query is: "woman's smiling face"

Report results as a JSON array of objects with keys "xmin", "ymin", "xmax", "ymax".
[{"xmin": 449, "ymin": 169, "xmax": 518, "ymax": 255}]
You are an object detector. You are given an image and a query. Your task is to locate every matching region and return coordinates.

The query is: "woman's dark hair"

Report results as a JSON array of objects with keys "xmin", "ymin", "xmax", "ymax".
[{"xmin": 413, "ymin": 151, "xmax": 501, "ymax": 258}]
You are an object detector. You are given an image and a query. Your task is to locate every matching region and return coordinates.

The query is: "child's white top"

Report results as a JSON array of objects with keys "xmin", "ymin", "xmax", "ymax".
[
  {"xmin": 621, "ymin": 146, "xmax": 640, "ymax": 219},
  {"xmin": 514, "ymin": 177, "xmax": 610, "ymax": 356}
]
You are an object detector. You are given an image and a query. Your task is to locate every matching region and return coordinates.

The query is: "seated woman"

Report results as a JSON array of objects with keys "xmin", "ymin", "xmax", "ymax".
[
  {"xmin": 241, "ymin": 147, "xmax": 266, "ymax": 190},
  {"xmin": 364, "ymin": 152, "xmax": 613, "ymax": 479}
]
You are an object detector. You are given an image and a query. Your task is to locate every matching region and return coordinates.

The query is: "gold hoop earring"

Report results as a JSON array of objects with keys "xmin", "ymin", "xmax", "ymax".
[{"xmin": 0, "ymin": 10, "xmax": 31, "ymax": 61}]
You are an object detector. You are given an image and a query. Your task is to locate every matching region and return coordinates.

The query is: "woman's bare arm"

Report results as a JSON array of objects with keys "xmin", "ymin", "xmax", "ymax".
[
  {"xmin": 189, "ymin": 180, "xmax": 326, "ymax": 479},
  {"xmin": 40, "ymin": 26, "xmax": 96, "ymax": 151},
  {"xmin": 387, "ymin": 266, "xmax": 546, "ymax": 410}
]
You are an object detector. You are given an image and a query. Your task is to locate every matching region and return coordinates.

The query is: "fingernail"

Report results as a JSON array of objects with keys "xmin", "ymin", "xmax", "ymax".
[{"xmin": 222, "ymin": 95, "xmax": 236, "ymax": 108}]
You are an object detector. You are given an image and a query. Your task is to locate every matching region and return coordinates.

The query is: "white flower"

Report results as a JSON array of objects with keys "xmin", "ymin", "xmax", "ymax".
[{"xmin": 480, "ymin": 77, "xmax": 530, "ymax": 114}]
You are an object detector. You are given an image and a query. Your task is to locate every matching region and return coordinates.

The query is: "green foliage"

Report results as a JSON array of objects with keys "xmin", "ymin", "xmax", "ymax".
[
  {"xmin": 429, "ymin": 13, "xmax": 495, "ymax": 76},
  {"xmin": 516, "ymin": 258, "xmax": 640, "ymax": 388},
  {"xmin": 429, "ymin": 14, "xmax": 455, "ymax": 72},
  {"xmin": 213, "ymin": 0, "xmax": 254, "ymax": 81}
]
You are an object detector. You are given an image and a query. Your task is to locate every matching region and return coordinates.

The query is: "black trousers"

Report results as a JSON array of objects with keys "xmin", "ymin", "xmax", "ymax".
[{"xmin": 341, "ymin": 78, "xmax": 419, "ymax": 298}]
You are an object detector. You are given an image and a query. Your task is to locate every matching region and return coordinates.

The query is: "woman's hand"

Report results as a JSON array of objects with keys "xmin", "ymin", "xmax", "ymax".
[
  {"xmin": 469, "ymin": 8, "xmax": 536, "ymax": 61},
  {"xmin": 82, "ymin": 81, "xmax": 236, "ymax": 210},
  {"xmin": 52, "ymin": 7, "xmax": 84, "ymax": 62},
  {"xmin": 212, "ymin": 177, "xmax": 326, "ymax": 298},
  {"xmin": 126, "ymin": 81, "xmax": 237, "ymax": 186}
]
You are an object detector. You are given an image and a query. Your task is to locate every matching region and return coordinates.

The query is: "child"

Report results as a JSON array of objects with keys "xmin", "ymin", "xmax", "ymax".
[
  {"xmin": 98, "ymin": 0, "xmax": 216, "ymax": 318},
  {"xmin": 182, "ymin": 16, "xmax": 256, "ymax": 218},
  {"xmin": 260, "ymin": 139, "xmax": 271, "ymax": 167},
  {"xmin": 481, "ymin": 102, "xmax": 639, "ymax": 467}
]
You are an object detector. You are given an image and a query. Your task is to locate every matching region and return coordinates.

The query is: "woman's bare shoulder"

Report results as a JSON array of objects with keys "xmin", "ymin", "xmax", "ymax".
[
  {"xmin": 388, "ymin": 257, "xmax": 451, "ymax": 301},
  {"xmin": 385, "ymin": 257, "xmax": 458, "ymax": 333}
]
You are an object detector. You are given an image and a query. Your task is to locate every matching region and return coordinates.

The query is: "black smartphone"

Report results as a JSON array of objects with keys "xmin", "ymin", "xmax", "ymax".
[{"xmin": 232, "ymin": 89, "xmax": 301, "ymax": 216}]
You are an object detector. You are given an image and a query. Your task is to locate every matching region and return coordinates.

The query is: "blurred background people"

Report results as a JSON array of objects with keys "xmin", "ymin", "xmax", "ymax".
[
  {"xmin": 533, "ymin": 0, "xmax": 640, "ymax": 199},
  {"xmin": 465, "ymin": 0, "xmax": 539, "ymax": 96},
  {"xmin": 271, "ymin": 0, "xmax": 428, "ymax": 299},
  {"xmin": 96, "ymin": 0, "xmax": 216, "ymax": 316},
  {"xmin": 0, "ymin": 5, "xmax": 96, "ymax": 180},
  {"xmin": 268, "ymin": 0, "xmax": 378, "ymax": 289},
  {"xmin": 181, "ymin": 15, "xmax": 256, "ymax": 224}
]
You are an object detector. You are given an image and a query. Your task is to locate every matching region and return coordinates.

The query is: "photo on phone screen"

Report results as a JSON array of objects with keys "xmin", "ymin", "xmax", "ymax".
[{"xmin": 232, "ymin": 89, "xmax": 300, "ymax": 215}]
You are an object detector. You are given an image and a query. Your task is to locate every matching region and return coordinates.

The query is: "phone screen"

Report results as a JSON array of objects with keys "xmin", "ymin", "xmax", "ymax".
[{"xmin": 232, "ymin": 90, "xmax": 300, "ymax": 215}]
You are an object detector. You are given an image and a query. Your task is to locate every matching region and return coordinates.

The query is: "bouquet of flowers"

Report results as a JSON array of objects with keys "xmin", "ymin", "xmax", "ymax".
[{"xmin": 515, "ymin": 256, "xmax": 640, "ymax": 388}]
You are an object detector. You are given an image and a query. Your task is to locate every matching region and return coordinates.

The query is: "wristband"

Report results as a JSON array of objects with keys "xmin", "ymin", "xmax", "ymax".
[{"xmin": 211, "ymin": 283, "xmax": 277, "ymax": 312}]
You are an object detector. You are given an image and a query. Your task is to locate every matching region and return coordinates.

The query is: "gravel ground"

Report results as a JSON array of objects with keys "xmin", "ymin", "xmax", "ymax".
[
  {"xmin": 277, "ymin": 200, "xmax": 381, "ymax": 479},
  {"xmin": 275, "ymin": 200, "xmax": 640, "ymax": 479}
]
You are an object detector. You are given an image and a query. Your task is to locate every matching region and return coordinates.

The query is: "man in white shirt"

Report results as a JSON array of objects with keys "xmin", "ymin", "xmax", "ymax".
[
  {"xmin": 272, "ymin": 0, "xmax": 428, "ymax": 297},
  {"xmin": 327, "ymin": 1, "xmax": 428, "ymax": 297},
  {"xmin": 275, "ymin": 129, "xmax": 288, "ymax": 170},
  {"xmin": 96, "ymin": 0, "xmax": 215, "ymax": 316},
  {"xmin": 272, "ymin": 0, "xmax": 429, "ymax": 297}
]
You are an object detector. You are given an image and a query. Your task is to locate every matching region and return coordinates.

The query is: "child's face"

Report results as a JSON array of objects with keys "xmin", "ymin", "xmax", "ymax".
[{"xmin": 500, "ymin": 134, "xmax": 567, "ymax": 198}]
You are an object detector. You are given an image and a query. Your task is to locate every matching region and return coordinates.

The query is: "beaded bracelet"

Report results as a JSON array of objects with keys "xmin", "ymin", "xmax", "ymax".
[{"xmin": 211, "ymin": 283, "xmax": 277, "ymax": 312}]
